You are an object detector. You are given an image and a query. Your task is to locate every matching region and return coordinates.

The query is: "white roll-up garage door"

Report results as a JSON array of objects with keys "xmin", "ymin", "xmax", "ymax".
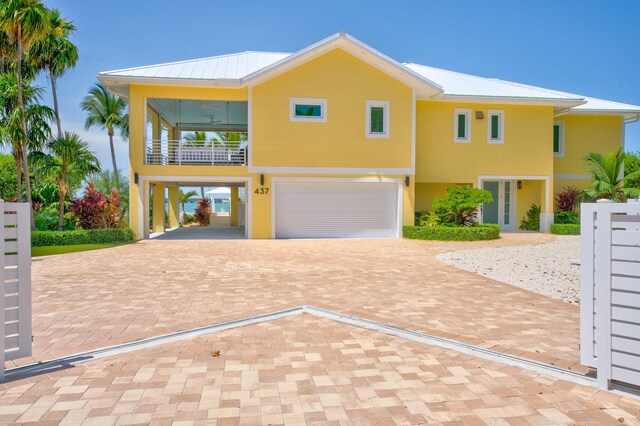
[{"xmin": 274, "ymin": 181, "xmax": 400, "ymax": 239}]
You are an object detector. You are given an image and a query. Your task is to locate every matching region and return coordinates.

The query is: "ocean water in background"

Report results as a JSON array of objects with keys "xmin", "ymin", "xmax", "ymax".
[{"xmin": 166, "ymin": 199, "xmax": 230, "ymax": 214}]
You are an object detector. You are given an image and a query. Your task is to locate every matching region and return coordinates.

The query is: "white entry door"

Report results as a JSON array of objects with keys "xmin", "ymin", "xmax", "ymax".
[
  {"xmin": 482, "ymin": 180, "xmax": 516, "ymax": 231},
  {"xmin": 274, "ymin": 181, "xmax": 400, "ymax": 239}
]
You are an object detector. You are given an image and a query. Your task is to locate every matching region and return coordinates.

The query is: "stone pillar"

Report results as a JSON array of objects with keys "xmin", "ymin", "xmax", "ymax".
[
  {"xmin": 167, "ymin": 186, "xmax": 179, "ymax": 229},
  {"xmin": 152, "ymin": 183, "xmax": 165, "ymax": 234},
  {"xmin": 230, "ymin": 187, "xmax": 239, "ymax": 227}
]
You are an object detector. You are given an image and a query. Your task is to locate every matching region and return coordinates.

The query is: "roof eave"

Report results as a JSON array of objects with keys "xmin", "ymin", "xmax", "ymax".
[
  {"xmin": 566, "ymin": 109, "xmax": 640, "ymax": 119},
  {"xmin": 427, "ymin": 94, "xmax": 586, "ymax": 108},
  {"xmin": 97, "ymin": 74, "xmax": 244, "ymax": 100}
]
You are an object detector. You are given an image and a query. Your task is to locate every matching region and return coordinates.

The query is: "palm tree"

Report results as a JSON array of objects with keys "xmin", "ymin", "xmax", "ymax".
[
  {"xmin": 0, "ymin": 31, "xmax": 13, "ymax": 73},
  {"xmin": 178, "ymin": 189, "xmax": 198, "ymax": 213},
  {"xmin": 0, "ymin": 0, "xmax": 51, "ymax": 229},
  {"xmin": 0, "ymin": 70, "xmax": 52, "ymax": 200},
  {"xmin": 581, "ymin": 147, "xmax": 640, "ymax": 202},
  {"xmin": 36, "ymin": 132, "xmax": 101, "ymax": 230},
  {"xmin": 183, "ymin": 131, "xmax": 209, "ymax": 147},
  {"xmin": 81, "ymin": 82, "xmax": 127, "ymax": 189},
  {"xmin": 28, "ymin": 8, "xmax": 78, "ymax": 137}
]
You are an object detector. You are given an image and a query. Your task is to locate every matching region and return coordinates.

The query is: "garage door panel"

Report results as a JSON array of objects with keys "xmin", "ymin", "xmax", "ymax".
[{"xmin": 275, "ymin": 181, "xmax": 399, "ymax": 239}]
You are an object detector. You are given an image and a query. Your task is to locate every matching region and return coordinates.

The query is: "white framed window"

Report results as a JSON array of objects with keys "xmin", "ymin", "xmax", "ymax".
[
  {"xmin": 366, "ymin": 100, "xmax": 390, "ymax": 138},
  {"xmin": 454, "ymin": 109, "xmax": 471, "ymax": 143},
  {"xmin": 289, "ymin": 98, "xmax": 327, "ymax": 122},
  {"xmin": 487, "ymin": 110, "xmax": 504, "ymax": 144},
  {"xmin": 553, "ymin": 121, "xmax": 565, "ymax": 157}
]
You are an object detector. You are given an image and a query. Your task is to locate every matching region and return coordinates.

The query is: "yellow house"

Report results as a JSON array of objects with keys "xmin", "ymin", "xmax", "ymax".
[{"xmin": 98, "ymin": 33, "xmax": 640, "ymax": 239}]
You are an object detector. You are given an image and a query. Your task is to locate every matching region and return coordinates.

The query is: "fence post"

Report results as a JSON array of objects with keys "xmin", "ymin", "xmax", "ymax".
[
  {"xmin": 0, "ymin": 199, "xmax": 5, "ymax": 379},
  {"xmin": 594, "ymin": 205, "xmax": 613, "ymax": 389},
  {"xmin": 16, "ymin": 203, "xmax": 32, "ymax": 359}
]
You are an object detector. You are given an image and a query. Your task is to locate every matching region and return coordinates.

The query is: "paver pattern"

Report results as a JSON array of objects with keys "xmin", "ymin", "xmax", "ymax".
[
  {"xmin": 16, "ymin": 233, "xmax": 586, "ymax": 374},
  {"xmin": 1, "ymin": 316, "xmax": 638, "ymax": 425}
]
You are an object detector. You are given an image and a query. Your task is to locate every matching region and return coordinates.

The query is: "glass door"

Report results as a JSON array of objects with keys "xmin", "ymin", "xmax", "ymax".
[{"xmin": 482, "ymin": 180, "xmax": 516, "ymax": 230}]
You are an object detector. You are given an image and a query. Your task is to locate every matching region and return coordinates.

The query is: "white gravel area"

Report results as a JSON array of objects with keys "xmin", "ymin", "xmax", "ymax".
[{"xmin": 438, "ymin": 235, "xmax": 581, "ymax": 304}]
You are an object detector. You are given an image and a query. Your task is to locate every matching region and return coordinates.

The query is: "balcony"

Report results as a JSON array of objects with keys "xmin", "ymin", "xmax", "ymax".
[
  {"xmin": 145, "ymin": 139, "xmax": 247, "ymax": 166},
  {"xmin": 145, "ymin": 98, "xmax": 248, "ymax": 166}
]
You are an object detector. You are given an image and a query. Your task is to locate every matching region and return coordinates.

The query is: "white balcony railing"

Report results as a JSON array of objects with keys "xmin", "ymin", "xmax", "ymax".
[{"xmin": 145, "ymin": 140, "xmax": 247, "ymax": 166}]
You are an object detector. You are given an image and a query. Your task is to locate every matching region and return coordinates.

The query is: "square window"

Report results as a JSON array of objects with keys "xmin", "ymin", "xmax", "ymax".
[
  {"xmin": 454, "ymin": 109, "xmax": 471, "ymax": 143},
  {"xmin": 290, "ymin": 98, "xmax": 327, "ymax": 122},
  {"xmin": 366, "ymin": 100, "xmax": 390, "ymax": 138}
]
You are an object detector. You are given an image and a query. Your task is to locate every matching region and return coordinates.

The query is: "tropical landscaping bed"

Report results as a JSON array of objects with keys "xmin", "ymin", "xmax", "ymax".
[{"xmin": 407, "ymin": 185, "xmax": 500, "ymax": 241}]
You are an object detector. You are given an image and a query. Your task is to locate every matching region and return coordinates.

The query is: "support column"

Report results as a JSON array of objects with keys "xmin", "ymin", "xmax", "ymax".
[
  {"xmin": 230, "ymin": 187, "xmax": 239, "ymax": 227},
  {"xmin": 152, "ymin": 183, "xmax": 165, "ymax": 234},
  {"xmin": 168, "ymin": 186, "xmax": 179, "ymax": 229}
]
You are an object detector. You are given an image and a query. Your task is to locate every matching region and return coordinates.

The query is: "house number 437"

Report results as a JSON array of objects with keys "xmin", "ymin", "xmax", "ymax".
[{"xmin": 254, "ymin": 187, "xmax": 270, "ymax": 195}]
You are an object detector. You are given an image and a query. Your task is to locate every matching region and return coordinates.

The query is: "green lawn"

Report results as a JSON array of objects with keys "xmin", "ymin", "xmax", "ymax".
[{"xmin": 32, "ymin": 242, "xmax": 131, "ymax": 257}]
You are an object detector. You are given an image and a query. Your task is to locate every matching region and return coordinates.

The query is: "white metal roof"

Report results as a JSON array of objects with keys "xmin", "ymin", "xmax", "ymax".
[
  {"xmin": 404, "ymin": 63, "xmax": 581, "ymax": 101},
  {"xmin": 98, "ymin": 33, "xmax": 640, "ymax": 116},
  {"xmin": 100, "ymin": 51, "xmax": 289, "ymax": 80}
]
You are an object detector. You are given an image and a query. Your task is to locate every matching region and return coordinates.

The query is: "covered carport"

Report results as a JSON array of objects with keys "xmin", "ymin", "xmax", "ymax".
[{"xmin": 139, "ymin": 177, "xmax": 251, "ymax": 240}]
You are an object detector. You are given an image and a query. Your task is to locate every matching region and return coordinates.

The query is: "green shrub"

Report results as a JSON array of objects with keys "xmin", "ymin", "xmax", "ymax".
[
  {"xmin": 414, "ymin": 210, "xmax": 440, "ymax": 227},
  {"xmin": 403, "ymin": 224, "xmax": 500, "ymax": 241},
  {"xmin": 32, "ymin": 228, "xmax": 134, "ymax": 247},
  {"xmin": 35, "ymin": 211, "xmax": 76, "ymax": 231},
  {"xmin": 550, "ymin": 224, "xmax": 580, "ymax": 235},
  {"xmin": 519, "ymin": 204, "xmax": 541, "ymax": 231},
  {"xmin": 433, "ymin": 185, "xmax": 493, "ymax": 226},
  {"xmin": 554, "ymin": 210, "xmax": 579, "ymax": 224}
]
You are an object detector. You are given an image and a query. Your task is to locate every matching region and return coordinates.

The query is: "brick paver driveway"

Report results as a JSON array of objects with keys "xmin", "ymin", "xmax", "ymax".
[
  {"xmin": 23, "ymin": 234, "xmax": 583, "ymax": 370},
  {"xmin": 3, "ymin": 234, "xmax": 639, "ymax": 424}
]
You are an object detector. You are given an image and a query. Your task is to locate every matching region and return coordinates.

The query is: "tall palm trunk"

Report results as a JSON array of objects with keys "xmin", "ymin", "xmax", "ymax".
[
  {"xmin": 13, "ymin": 152, "xmax": 22, "ymax": 202},
  {"xmin": 50, "ymin": 70, "xmax": 62, "ymax": 137},
  {"xmin": 15, "ymin": 29, "xmax": 35, "ymax": 229},
  {"xmin": 57, "ymin": 180, "xmax": 66, "ymax": 231},
  {"xmin": 108, "ymin": 129, "xmax": 119, "ymax": 189}
]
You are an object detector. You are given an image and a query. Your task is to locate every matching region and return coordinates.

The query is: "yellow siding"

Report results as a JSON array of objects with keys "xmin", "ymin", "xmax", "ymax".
[
  {"xmin": 415, "ymin": 101, "xmax": 555, "ymax": 212},
  {"xmin": 252, "ymin": 49, "xmax": 413, "ymax": 169},
  {"xmin": 415, "ymin": 182, "xmax": 474, "ymax": 212},
  {"xmin": 515, "ymin": 180, "xmax": 542, "ymax": 227},
  {"xmin": 416, "ymin": 102, "xmax": 555, "ymax": 181},
  {"xmin": 554, "ymin": 115, "xmax": 623, "ymax": 176}
]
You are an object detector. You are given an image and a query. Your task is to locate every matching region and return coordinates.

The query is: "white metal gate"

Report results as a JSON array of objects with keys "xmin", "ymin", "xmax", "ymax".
[
  {"xmin": 580, "ymin": 201, "xmax": 640, "ymax": 390},
  {"xmin": 1, "ymin": 201, "xmax": 32, "ymax": 379}
]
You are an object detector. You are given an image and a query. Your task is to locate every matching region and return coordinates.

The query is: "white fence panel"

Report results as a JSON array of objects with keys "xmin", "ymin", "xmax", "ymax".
[
  {"xmin": 580, "ymin": 201, "xmax": 640, "ymax": 390},
  {"xmin": 1, "ymin": 201, "xmax": 32, "ymax": 379}
]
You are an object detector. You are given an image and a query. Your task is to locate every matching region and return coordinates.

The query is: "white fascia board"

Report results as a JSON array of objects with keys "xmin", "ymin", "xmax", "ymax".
[
  {"xmin": 425, "ymin": 94, "xmax": 586, "ymax": 108},
  {"xmin": 241, "ymin": 33, "xmax": 443, "ymax": 97},
  {"xmin": 97, "ymin": 74, "xmax": 243, "ymax": 89},
  {"xmin": 565, "ymin": 110, "xmax": 640, "ymax": 119}
]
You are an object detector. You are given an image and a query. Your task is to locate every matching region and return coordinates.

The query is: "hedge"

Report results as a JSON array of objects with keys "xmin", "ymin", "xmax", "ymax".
[
  {"xmin": 32, "ymin": 228, "xmax": 135, "ymax": 247},
  {"xmin": 403, "ymin": 224, "xmax": 500, "ymax": 241},
  {"xmin": 550, "ymin": 224, "xmax": 580, "ymax": 235}
]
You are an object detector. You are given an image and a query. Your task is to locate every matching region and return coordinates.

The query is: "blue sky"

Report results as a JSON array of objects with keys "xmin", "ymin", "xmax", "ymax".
[{"xmin": 33, "ymin": 0, "xmax": 640, "ymax": 174}]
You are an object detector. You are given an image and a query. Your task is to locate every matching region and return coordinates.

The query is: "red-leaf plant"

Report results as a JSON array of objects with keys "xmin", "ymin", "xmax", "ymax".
[
  {"xmin": 70, "ymin": 182, "xmax": 126, "ymax": 229},
  {"xmin": 555, "ymin": 186, "xmax": 578, "ymax": 212}
]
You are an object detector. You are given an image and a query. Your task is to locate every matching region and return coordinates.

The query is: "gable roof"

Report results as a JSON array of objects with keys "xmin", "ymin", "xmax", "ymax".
[
  {"xmin": 98, "ymin": 33, "xmax": 640, "ymax": 117},
  {"xmin": 98, "ymin": 33, "xmax": 444, "ymax": 99}
]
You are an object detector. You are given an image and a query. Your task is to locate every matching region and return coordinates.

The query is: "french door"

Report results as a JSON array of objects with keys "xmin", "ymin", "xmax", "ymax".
[{"xmin": 482, "ymin": 180, "xmax": 516, "ymax": 231}]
